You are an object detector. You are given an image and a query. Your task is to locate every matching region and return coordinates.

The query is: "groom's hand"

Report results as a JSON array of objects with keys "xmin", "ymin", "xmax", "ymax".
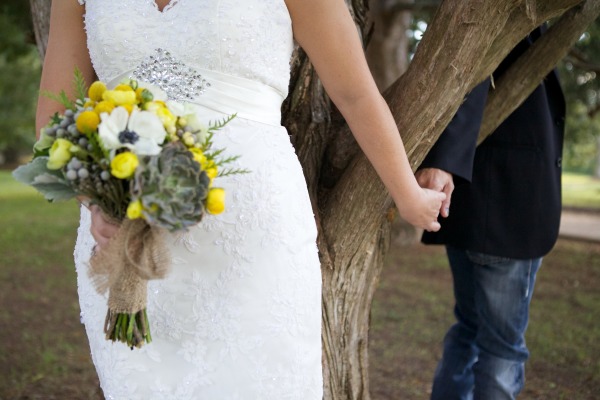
[{"xmin": 415, "ymin": 168, "xmax": 454, "ymax": 218}]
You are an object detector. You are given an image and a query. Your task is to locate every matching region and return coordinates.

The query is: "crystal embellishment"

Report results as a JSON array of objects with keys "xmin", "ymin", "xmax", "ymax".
[{"xmin": 132, "ymin": 48, "xmax": 210, "ymax": 102}]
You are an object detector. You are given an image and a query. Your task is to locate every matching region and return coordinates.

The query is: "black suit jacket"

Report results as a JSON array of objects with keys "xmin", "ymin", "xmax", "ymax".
[{"xmin": 421, "ymin": 28, "xmax": 566, "ymax": 259}]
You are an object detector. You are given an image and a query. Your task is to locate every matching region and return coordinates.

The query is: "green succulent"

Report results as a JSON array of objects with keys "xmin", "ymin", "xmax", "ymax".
[{"xmin": 131, "ymin": 141, "xmax": 210, "ymax": 231}]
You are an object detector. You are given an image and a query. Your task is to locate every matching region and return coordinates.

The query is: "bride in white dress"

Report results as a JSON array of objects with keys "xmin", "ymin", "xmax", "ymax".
[{"xmin": 37, "ymin": 0, "xmax": 445, "ymax": 398}]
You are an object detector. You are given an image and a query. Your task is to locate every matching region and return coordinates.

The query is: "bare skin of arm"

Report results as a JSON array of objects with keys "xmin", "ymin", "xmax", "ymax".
[
  {"xmin": 285, "ymin": 0, "xmax": 445, "ymax": 231},
  {"xmin": 38, "ymin": 1, "xmax": 118, "ymax": 247},
  {"xmin": 36, "ymin": 2, "xmax": 94, "ymax": 134}
]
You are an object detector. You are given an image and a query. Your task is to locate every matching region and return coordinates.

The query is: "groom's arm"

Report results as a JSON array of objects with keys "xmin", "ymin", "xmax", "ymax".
[
  {"xmin": 418, "ymin": 78, "xmax": 491, "ymax": 183},
  {"xmin": 415, "ymin": 79, "xmax": 490, "ymax": 216}
]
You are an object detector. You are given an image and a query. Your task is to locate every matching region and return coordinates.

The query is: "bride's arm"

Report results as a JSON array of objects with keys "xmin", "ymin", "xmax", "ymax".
[
  {"xmin": 285, "ymin": 0, "xmax": 444, "ymax": 231},
  {"xmin": 36, "ymin": 1, "xmax": 95, "ymax": 135},
  {"xmin": 39, "ymin": 1, "xmax": 118, "ymax": 247}
]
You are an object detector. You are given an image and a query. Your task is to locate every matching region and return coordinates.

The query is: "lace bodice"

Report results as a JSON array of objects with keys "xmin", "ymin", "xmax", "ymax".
[{"xmin": 80, "ymin": 0, "xmax": 294, "ymax": 97}]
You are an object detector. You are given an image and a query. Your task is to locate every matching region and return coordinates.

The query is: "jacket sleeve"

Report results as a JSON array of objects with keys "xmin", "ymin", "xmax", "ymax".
[{"xmin": 418, "ymin": 78, "xmax": 491, "ymax": 183}]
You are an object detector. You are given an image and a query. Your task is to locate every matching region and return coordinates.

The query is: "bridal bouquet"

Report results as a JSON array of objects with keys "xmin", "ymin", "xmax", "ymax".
[{"xmin": 13, "ymin": 70, "xmax": 243, "ymax": 348}]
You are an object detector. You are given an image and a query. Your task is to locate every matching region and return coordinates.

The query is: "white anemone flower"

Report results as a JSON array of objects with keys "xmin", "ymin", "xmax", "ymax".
[{"xmin": 98, "ymin": 106, "xmax": 167, "ymax": 156}]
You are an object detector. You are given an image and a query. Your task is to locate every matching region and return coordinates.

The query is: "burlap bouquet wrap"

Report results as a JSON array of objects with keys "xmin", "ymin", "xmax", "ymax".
[{"xmin": 89, "ymin": 218, "xmax": 171, "ymax": 348}]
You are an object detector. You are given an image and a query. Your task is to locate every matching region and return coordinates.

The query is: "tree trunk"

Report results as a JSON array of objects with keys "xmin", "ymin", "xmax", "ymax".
[
  {"xmin": 30, "ymin": 1, "xmax": 599, "ymax": 399},
  {"xmin": 312, "ymin": 1, "xmax": 596, "ymax": 399},
  {"xmin": 29, "ymin": 0, "xmax": 51, "ymax": 60},
  {"xmin": 595, "ymin": 136, "xmax": 600, "ymax": 178},
  {"xmin": 366, "ymin": 0, "xmax": 412, "ymax": 90}
]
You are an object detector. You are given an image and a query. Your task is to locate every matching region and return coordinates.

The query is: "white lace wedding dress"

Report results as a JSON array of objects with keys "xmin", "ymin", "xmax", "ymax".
[{"xmin": 73, "ymin": 1, "xmax": 323, "ymax": 399}]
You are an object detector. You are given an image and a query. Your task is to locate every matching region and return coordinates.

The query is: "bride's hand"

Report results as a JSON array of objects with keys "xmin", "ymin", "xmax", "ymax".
[
  {"xmin": 396, "ymin": 188, "xmax": 446, "ymax": 232},
  {"xmin": 89, "ymin": 205, "xmax": 120, "ymax": 249}
]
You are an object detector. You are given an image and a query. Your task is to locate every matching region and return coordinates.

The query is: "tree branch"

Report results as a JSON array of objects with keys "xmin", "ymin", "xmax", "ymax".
[
  {"xmin": 564, "ymin": 47, "xmax": 600, "ymax": 74},
  {"xmin": 474, "ymin": 0, "xmax": 584, "ymax": 86},
  {"xmin": 389, "ymin": 0, "xmax": 441, "ymax": 13},
  {"xmin": 479, "ymin": 0, "xmax": 600, "ymax": 141}
]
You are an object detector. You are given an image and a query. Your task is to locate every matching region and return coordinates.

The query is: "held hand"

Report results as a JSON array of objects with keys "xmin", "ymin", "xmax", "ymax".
[
  {"xmin": 89, "ymin": 205, "xmax": 120, "ymax": 249},
  {"xmin": 397, "ymin": 188, "xmax": 446, "ymax": 232},
  {"xmin": 415, "ymin": 168, "xmax": 454, "ymax": 218}
]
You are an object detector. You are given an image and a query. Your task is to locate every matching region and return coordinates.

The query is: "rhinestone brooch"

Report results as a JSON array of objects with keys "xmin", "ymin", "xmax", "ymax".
[{"xmin": 132, "ymin": 48, "xmax": 210, "ymax": 102}]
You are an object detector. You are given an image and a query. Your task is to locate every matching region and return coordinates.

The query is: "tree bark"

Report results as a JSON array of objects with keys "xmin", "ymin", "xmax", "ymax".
[
  {"xmin": 366, "ymin": 0, "xmax": 412, "ymax": 90},
  {"xmin": 29, "ymin": 0, "xmax": 51, "ymax": 60},
  {"xmin": 316, "ymin": 1, "xmax": 595, "ymax": 399},
  {"xmin": 320, "ymin": 2, "xmax": 522, "ymax": 397},
  {"xmin": 29, "ymin": 1, "xmax": 599, "ymax": 399},
  {"xmin": 479, "ymin": 0, "xmax": 600, "ymax": 141},
  {"xmin": 596, "ymin": 136, "xmax": 600, "ymax": 178}
]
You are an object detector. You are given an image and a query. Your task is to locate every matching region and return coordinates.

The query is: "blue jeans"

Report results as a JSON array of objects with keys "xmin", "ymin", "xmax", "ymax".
[{"xmin": 430, "ymin": 246, "xmax": 542, "ymax": 400}]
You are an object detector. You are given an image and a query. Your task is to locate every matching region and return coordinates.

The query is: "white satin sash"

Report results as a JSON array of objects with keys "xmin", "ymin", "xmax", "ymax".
[{"xmin": 107, "ymin": 68, "xmax": 285, "ymax": 126}]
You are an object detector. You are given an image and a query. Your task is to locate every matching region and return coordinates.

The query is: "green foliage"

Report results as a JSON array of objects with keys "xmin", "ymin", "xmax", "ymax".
[
  {"xmin": 42, "ymin": 68, "xmax": 89, "ymax": 109},
  {"xmin": 559, "ymin": 19, "xmax": 600, "ymax": 174},
  {"xmin": 40, "ymin": 90, "xmax": 75, "ymax": 111},
  {"xmin": 12, "ymin": 157, "xmax": 78, "ymax": 202},
  {"xmin": 0, "ymin": 10, "xmax": 41, "ymax": 165},
  {"xmin": 563, "ymin": 101, "xmax": 600, "ymax": 174},
  {"xmin": 73, "ymin": 68, "xmax": 88, "ymax": 103},
  {"xmin": 559, "ymin": 20, "xmax": 600, "ymax": 111},
  {"xmin": 0, "ymin": 3, "xmax": 35, "ymax": 61}
]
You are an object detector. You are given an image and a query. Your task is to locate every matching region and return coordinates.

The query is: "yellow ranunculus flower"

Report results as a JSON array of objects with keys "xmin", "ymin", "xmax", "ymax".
[
  {"xmin": 47, "ymin": 138, "xmax": 76, "ymax": 170},
  {"xmin": 88, "ymin": 81, "xmax": 107, "ymax": 102},
  {"xmin": 135, "ymin": 87, "xmax": 146, "ymax": 102},
  {"xmin": 94, "ymin": 100, "xmax": 115, "ymax": 115},
  {"xmin": 156, "ymin": 106, "xmax": 177, "ymax": 130},
  {"xmin": 206, "ymin": 167, "xmax": 218, "ymax": 180},
  {"xmin": 76, "ymin": 110, "xmax": 100, "ymax": 135},
  {"xmin": 143, "ymin": 101, "xmax": 160, "ymax": 113},
  {"xmin": 126, "ymin": 199, "xmax": 144, "ymax": 220},
  {"xmin": 110, "ymin": 152, "xmax": 139, "ymax": 179},
  {"xmin": 103, "ymin": 89, "xmax": 137, "ymax": 107},
  {"xmin": 114, "ymin": 83, "xmax": 134, "ymax": 92},
  {"xmin": 206, "ymin": 188, "xmax": 225, "ymax": 215},
  {"xmin": 189, "ymin": 148, "xmax": 206, "ymax": 165}
]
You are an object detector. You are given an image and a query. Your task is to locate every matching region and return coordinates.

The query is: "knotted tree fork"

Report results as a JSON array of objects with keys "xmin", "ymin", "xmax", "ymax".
[
  {"xmin": 282, "ymin": 0, "xmax": 599, "ymax": 398},
  {"xmin": 30, "ymin": 0, "xmax": 600, "ymax": 398}
]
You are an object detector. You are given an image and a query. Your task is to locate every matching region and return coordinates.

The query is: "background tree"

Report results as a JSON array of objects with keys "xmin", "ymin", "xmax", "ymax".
[
  {"xmin": 27, "ymin": 0, "xmax": 600, "ymax": 399},
  {"xmin": 0, "ymin": 2, "xmax": 39, "ymax": 166},
  {"xmin": 560, "ymin": 19, "xmax": 600, "ymax": 175}
]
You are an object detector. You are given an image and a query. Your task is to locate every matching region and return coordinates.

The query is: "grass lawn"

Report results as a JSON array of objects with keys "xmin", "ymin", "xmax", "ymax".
[
  {"xmin": 370, "ymin": 240, "xmax": 600, "ymax": 399},
  {"xmin": 1, "ymin": 169, "xmax": 599, "ymax": 399},
  {"xmin": 562, "ymin": 172, "xmax": 600, "ymax": 210}
]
